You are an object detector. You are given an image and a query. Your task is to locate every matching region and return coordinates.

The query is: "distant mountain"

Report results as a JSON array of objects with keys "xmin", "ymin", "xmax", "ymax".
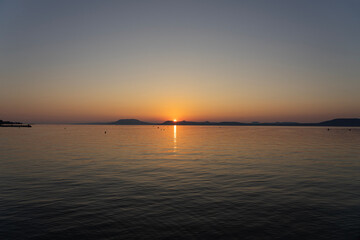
[
  {"xmin": 161, "ymin": 120, "xmax": 270, "ymax": 126},
  {"xmin": 218, "ymin": 122, "xmax": 247, "ymax": 125},
  {"xmin": 79, "ymin": 118, "xmax": 360, "ymax": 126},
  {"xmin": 161, "ymin": 120, "xmax": 247, "ymax": 126},
  {"xmin": 161, "ymin": 118, "xmax": 360, "ymax": 126},
  {"xmin": 317, "ymin": 118, "xmax": 360, "ymax": 126},
  {"xmin": 162, "ymin": 120, "xmax": 214, "ymax": 125},
  {"xmin": 110, "ymin": 119, "xmax": 152, "ymax": 125}
]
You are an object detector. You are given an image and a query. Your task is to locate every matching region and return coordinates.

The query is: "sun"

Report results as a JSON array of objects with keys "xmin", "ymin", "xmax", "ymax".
[{"xmin": 173, "ymin": 119, "xmax": 177, "ymax": 122}]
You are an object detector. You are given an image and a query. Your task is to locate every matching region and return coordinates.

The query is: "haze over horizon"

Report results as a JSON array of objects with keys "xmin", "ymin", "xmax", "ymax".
[{"xmin": 1, "ymin": 0, "xmax": 359, "ymax": 124}]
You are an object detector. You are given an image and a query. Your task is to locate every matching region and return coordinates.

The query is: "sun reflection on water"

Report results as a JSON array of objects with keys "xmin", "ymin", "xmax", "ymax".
[{"xmin": 173, "ymin": 125, "xmax": 177, "ymax": 150}]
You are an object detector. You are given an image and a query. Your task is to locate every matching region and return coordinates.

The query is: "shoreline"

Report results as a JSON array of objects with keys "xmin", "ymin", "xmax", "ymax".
[{"xmin": 0, "ymin": 124, "xmax": 32, "ymax": 128}]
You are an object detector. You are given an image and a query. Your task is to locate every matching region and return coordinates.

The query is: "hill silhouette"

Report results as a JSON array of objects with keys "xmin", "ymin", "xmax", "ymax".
[
  {"xmin": 161, "ymin": 118, "xmax": 360, "ymax": 126},
  {"xmin": 81, "ymin": 118, "xmax": 360, "ymax": 126},
  {"xmin": 317, "ymin": 118, "xmax": 360, "ymax": 126},
  {"xmin": 110, "ymin": 119, "xmax": 151, "ymax": 125}
]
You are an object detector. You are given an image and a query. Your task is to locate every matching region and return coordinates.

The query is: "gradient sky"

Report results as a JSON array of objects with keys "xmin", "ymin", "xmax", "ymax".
[{"xmin": 1, "ymin": 0, "xmax": 359, "ymax": 123}]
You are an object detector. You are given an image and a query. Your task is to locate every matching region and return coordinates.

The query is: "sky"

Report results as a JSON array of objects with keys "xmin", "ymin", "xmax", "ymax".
[{"xmin": 0, "ymin": 0, "xmax": 359, "ymax": 123}]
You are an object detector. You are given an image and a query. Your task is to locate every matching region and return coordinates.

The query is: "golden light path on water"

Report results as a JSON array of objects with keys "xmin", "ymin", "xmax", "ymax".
[{"xmin": 173, "ymin": 125, "xmax": 177, "ymax": 151}]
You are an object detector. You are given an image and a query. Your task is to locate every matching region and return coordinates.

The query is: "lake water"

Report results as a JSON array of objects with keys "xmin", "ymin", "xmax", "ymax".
[{"xmin": 1, "ymin": 125, "xmax": 359, "ymax": 239}]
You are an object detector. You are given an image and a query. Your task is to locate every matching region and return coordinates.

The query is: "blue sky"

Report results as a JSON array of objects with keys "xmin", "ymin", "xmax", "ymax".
[{"xmin": 1, "ymin": 0, "xmax": 359, "ymax": 123}]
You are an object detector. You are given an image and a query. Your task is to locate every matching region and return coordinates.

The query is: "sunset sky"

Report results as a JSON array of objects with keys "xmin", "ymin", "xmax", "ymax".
[{"xmin": 1, "ymin": 0, "xmax": 359, "ymax": 123}]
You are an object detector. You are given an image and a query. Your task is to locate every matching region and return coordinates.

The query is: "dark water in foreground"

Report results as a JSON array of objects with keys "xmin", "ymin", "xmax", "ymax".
[{"xmin": 0, "ymin": 125, "xmax": 359, "ymax": 240}]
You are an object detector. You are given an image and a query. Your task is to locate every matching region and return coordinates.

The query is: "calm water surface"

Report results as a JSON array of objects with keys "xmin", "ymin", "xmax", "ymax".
[{"xmin": 1, "ymin": 125, "xmax": 359, "ymax": 239}]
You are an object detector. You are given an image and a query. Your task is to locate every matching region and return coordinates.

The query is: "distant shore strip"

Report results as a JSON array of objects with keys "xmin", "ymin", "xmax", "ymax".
[{"xmin": 0, "ymin": 124, "xmax": 32, "ymax": 127}]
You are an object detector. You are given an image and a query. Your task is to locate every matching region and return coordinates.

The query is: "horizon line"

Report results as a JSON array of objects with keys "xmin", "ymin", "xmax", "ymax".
[{"xmin": 27, "ymin": 117, "xmax": 360, "ymax": 125}]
